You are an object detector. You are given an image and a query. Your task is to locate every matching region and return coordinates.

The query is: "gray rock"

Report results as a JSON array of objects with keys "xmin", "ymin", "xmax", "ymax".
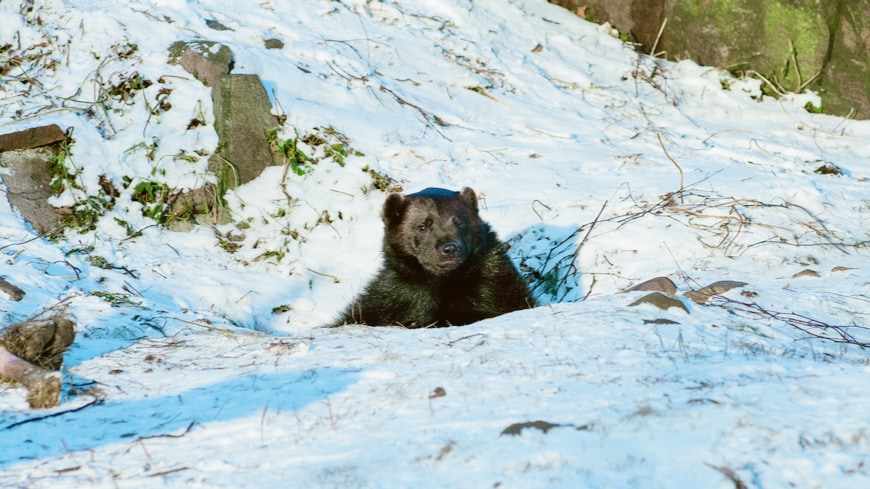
[
  {"xmin": 550, "ymin": 0, "xmax": 870, "ymax": 119},
  {"xmin": 0, "ymin": 124, "xmax": 65, "ymax": 152},
  {"xmin": 169, "ymin": 41, "xmax": 234, "ymax": 87},
  {"xmin": 209, "ymin": 74, "xmax": 277, "ymax": 195},
  {"xmin": 264, "ymin": 38, "xmax": 285, "ymax": 50},
  {"xmin": 0, "ymin": 125, "xmax": 68, "ymax": 234}
]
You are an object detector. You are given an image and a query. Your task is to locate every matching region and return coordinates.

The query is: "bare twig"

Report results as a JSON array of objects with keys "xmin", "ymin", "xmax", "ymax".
[
  {"xmin": 575, "ymin": 199, "xmax": 607, "ymax": 259},
  {"xmin": 650, "ymin": 17, "xmax": 669, "ymax": 58},
  {"xmin": 1, "ymin": 397, "xmax": 104, "ymax": 430},
  {"xmin": 378, "ymin": 85, "xmax": 451, "ymax": 140},
  {"xmin": 137, "ymin": 420, "xmax": 198, "ymax": 441},
  {"xmin": 656, "ymin": 132, "xmax": 684, "ymax": 203},
  {"xmin": 709, "ymin": 296, "xmax": 870, "ymax": 348}
]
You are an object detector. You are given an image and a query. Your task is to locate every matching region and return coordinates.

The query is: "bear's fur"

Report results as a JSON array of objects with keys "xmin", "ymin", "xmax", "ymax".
[{"xmin": 334, "ymin": 187, "xmax": 536, "ymax": 327}]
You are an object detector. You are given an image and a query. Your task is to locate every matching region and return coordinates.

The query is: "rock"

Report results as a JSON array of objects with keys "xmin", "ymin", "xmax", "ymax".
[
  {"xmin": 0, "ymin": 315, "xmax": 75, "ymax": 371},
  {"xmin": 684, "ymin": 280, "xmax": 748, "ymax": 304},
  {"xmin": 209, "ymin": 74, "xmax": 278, "ymax": 195},
  {"xmin": 0, "ymin": 125, "xmax": 68, "ymax": 234},
  {"xmin": 549, "ymin": 0, "xmax": 870, "ymax": 119},
  {"xmin": 0, "ymin": 277, "xmax": 25, "ymax": 301},
  {"xmin": 169, "ymin": 41, "xmax": 234, "ymax": 87},
  {"xmin": 0, "ymin": 124, "xmax": 65, "ymax": 152},
  {"xmin": 264, "ymin": 38, "xmax": 285, "ymax": 49},
  {"xmin": 628, "ymin": 292, "xmax": 689, "ymax": 313},
  {"xmin": 164, "ymin": 183, "xmax": 228, "ymax": 229},
  {"xmin": 166, "ymin": 42, "xmax": 280, "ymax": 226},
  {"xmin": 0, "ymin": 315, "xmax": 74, "ymax": 409},
  {"xmin": 823, "ymin": 0, "xmax": 870, "ymax": 119},
  {"xmin": 815, "ymin": 163, "xmax": 843, "ymax": 175},
  {"xmin": 205, "ymin": 19, "xmax": 233, "ymax": 31}
]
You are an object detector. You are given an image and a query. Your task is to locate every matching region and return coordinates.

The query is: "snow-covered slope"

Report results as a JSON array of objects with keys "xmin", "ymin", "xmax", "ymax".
[{"xmin": 1, "ymin": 1, "xmax": 869, "ymax": 487}]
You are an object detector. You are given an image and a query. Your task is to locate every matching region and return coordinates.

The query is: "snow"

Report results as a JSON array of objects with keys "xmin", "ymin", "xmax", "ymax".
[{"xmin": 2, "ymin": 0, "xmax": 870, "ymax": 487}]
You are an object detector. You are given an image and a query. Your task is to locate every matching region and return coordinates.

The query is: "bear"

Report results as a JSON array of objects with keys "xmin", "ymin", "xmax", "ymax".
[{"xmin": 333, "ymin": 186, "xmax": 536, "ymax": 328}]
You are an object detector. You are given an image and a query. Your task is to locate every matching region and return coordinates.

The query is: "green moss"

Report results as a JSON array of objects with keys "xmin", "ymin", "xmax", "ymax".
[
  {"xmin": 670, "ymin": 0, "xmax": 828, "ymax": 96},
  {"xmin": 761, "ymin": 1, "xmax": 828, "ymax": 91}
]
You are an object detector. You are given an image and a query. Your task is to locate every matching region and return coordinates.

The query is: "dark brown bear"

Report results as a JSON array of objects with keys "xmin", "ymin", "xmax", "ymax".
[{"xmin": 333, "ymin": 187, "xmax": 536, "ymax": 328}]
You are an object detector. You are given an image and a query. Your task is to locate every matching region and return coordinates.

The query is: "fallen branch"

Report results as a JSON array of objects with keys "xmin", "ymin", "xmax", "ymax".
[
  {"xmin": 0, "ymin": 346, "xmax": 61, "ymax": 408},
  {"xmin": 2, "ymin": 396, "xmax": 104, "ymax": 430},
  {"xmin": 0, "ymin": 314, "xmax": 76, "ymax": 408},
  {"xmin": 709, "ymin": 296, "xmax": 870, "ymax": 348},
  {"xmin": 378, "ymin": 85, "xmax": 451, "ymax": 140}
]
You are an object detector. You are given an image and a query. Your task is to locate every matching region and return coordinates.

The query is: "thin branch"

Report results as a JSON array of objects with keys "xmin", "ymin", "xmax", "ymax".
[
  {"xmin": 656, "ymin": 132, "xmax": 684, "ymax": 203},
  {"xmin": 709, "ymin": 296, "xmax": 870, "ymax": 348},
  {"xmin": 1, "ymin": 397, "xmax": 104, "ymax": 430},
  {"xmin": 650, "ymin": 17, "xmax": 669, "ymax": 58}
]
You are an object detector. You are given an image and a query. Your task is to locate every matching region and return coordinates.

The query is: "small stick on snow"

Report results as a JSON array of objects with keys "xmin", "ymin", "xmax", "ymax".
[{"xmin": 0, "ymin": 346, "xmax": 61, "ymax": 409}]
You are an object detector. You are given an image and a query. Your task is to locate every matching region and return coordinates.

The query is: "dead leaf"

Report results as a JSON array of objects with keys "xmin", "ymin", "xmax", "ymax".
[
  {"xmin": 831, "ymin": 266, "xmax": 854, "ymax": 272},
  {"xmin": 685, "ymin": 280, "xmax": 748, "ymax": 304},
  {"xmin": 792, "ymin": 269, "xmax": 820, "ymax": 278},
  {"xmin": 643, "ymin": 318, "xmax": 680, "ymax": 325},
  {"xmin": 501, "ymin": 420, "xmax": 563, "ymax": 436},
  {"xmin": 625, "ymin": 276, "xmax": 677, "ymax": 295},
  {"xmin": 429, "ymin": 387, "xmax": 446, "ymax": 399},
  {"xmin": 629, "ymin": 292, "xmax": 688, "ymax": 313}
]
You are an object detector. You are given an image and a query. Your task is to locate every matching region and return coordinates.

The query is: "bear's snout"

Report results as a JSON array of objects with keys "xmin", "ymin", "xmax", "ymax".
[{"xmin": 440, "ymin": 241, "xmax": 460, "ymax": 257}]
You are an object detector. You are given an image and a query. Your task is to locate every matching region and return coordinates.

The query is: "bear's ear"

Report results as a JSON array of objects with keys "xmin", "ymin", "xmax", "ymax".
[
  {"xmin": 382, "ymin": 192, "xmax": 407, "ymax": 225},
  {"xmin": 459, "ymin": 187, "xmax": 478, "ymax": 212}
]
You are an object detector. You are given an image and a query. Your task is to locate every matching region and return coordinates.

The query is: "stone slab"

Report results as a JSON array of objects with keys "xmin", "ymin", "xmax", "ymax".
[
  {"xmin": 169, "ymin": 41, "xmax": 234, "ymax": 87},
  {"xmin": 0, "ymin": 146, "xmax": 61, "ymax": 234},
  {"xmin": 208, "ymin": 74, "xmax": 277, "ymax": 195},
  {"xmin": 0, "ymin": 124, "xmax": 66, "ymax": 152}
]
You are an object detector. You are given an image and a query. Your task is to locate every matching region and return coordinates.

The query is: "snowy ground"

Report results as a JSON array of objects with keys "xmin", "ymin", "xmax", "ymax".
[{"xmin": 2, "ymin": 0, "xmax": 870, "ymax": 487}]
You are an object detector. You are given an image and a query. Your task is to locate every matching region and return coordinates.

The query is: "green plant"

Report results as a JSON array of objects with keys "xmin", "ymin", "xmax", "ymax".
[
  {"xmin": 363, "ymin": 165, "xmax": 395, "ymax": 192},
  {"xmin": 804, "ymin": 101, "xmax": 823, "ymax": 114},
  {"xmin": 271, "ymin": 126, "xmax": 364, "ymax": 175},
  {"xmin": 88, "ymin": 291, "xmax": 141, "ymax": 307},
  {"xmin": 274, "ymin": 132, "xmax": 312, "ymax": 176},
  {"xmin": 47, "ymin": 136, "xmax": 119, "ymax": 234},
  {"xmin": 48, "ymin": 136, "xmax": 77, "ymax": 193},
  {"xmin": 126, "ymin": 179, "xmax": 171, "ymax": 222},
  {"xmin": 132, "ymin": 180, "xmax": 169, "ymax": 203}
]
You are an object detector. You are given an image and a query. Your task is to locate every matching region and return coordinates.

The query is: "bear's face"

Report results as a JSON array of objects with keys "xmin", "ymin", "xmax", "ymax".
[{"xmin": 382, "ymin": 187, "xmax": 480, "ymax": 276}]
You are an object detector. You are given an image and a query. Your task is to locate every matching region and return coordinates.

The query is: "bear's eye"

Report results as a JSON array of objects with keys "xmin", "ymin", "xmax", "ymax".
[{"xmin": 417, "ymin": 218, "xmax": 433, "ymax": 232}]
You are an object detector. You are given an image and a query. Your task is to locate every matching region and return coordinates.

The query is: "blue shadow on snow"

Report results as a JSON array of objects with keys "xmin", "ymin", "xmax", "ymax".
[{"xmin": 0, "ymin": 367, "xmax": 357, "ymax": 467}]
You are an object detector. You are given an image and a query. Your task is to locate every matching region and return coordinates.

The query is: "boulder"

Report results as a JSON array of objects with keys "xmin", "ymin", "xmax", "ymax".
[{"xmin": 550, "ymin": 0, "xmax": 870, "ymax": 119}]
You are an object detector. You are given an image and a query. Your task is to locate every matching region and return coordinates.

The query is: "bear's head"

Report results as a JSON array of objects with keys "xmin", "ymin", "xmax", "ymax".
[{"xmin": 382, "ymin": 187, "xmax": 481, "ymax": 276}]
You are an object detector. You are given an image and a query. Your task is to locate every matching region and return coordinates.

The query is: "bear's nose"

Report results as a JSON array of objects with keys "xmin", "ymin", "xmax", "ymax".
[{"xmin": 440, "ymin": 241, "xmax": 460, "ymax": 257}]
